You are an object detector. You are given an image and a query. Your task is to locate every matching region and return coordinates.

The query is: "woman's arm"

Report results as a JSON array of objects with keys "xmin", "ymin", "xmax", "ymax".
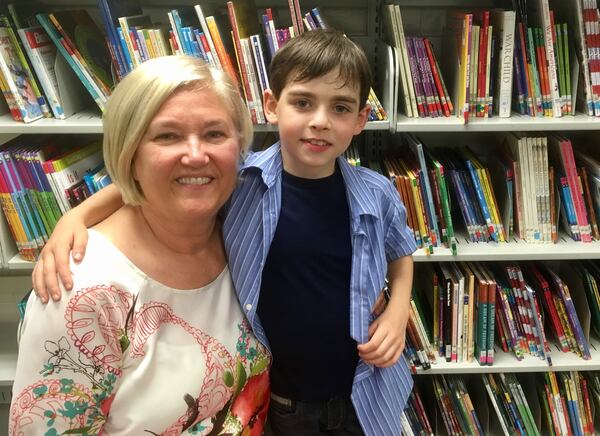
[{"xmin": 32, "ymin": 184, "xmax": 123, "ymax": 302}]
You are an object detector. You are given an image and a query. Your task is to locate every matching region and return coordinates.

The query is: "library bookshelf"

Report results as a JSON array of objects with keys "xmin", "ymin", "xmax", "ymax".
[{"xmin": 0, "ymin": 0, "xmax": 599, "ymax": 434}]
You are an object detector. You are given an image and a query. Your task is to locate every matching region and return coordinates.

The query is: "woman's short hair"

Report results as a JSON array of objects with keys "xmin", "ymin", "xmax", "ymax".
[{"xmin": 103, "ymin": 55, "xmax": 253, "ymax": 205}]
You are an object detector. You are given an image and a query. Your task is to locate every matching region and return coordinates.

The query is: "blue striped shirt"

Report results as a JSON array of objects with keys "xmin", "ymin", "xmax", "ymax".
[{"xmin": 223, "ymin": 143, "xmax": 417, "ymax": 435}]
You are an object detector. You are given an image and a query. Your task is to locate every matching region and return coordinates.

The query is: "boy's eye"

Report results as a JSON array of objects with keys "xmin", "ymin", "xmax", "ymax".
[
  {"xmin": 334, "ymin": 105, "xmax": 351, "ymax": 113},
  {"xmin": 293, "ymin": 99, "xmax": 311, "ymax": 109}
]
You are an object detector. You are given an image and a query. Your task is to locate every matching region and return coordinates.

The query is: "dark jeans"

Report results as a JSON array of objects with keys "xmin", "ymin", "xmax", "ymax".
[{"xmin": 267, "ymin": 394, "xmax": 364, "ymax": 436}]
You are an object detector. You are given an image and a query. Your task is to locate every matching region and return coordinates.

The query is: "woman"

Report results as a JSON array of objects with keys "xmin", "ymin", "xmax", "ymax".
[{"xmin": 9, "ymin": 56, "xmax": 270, "ymax": 436}]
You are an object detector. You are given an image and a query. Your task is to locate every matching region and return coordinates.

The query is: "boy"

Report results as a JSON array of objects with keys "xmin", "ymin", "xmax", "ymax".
[{"xmin": 33, "ymin": 29, "xmax": 416, "ymax": 435}]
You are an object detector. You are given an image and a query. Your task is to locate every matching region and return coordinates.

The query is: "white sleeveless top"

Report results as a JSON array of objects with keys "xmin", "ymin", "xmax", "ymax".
[{"xmin": 10, "ymin": 229, "xmax": 270, "ymax": 435}]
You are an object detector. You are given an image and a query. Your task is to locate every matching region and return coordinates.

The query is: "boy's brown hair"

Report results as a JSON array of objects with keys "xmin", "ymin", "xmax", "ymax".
[{"xmin": 268, "ymin": 28, "xmax": 372, "ymax": 109}]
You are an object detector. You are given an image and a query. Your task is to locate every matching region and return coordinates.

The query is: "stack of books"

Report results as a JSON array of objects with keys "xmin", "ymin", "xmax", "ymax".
[
  {"xmin": 379, "ymin": 134, "xmax": 600, "ymax": 253},
  {"xmin": 442, "ymin": 8, "xmax": 518, "ymax": 121},
  {"xmin": 404, "ymin": 289, "xmax": 436, "ymax": 372},
  {"xmin": 384, "ymin": 135, "xmax": 459, "ymax": 255},
  {"xmin": 0, "ymin": 1, "xmax": 387, "ymax": 125},
  {"xmin": 408, "ymin": 260, "xmax": 597, "ymax": 369},
  {"xmin": 483, "ymin": 373, "xmax": 540, "ymax": 436},
  {"xmin": 0, "ymin": 10, "xmax": 52, "ymax": 123},
  {"xmin": 382, "ymin": 4, "xmax": 453, "ymax": 119},
  {"xmin": 575, "ymin": 0, "xmax": 600, "ymax": 116},
  {"xmin": 433, "ymin": 375, "xmax": 484, "ymax": 435},
  {"xmin": 494, "ymin": 264, "xmax": 552, "ymax": 363},
  {"xmin": 538, "ymin": 371, "xmax": 595, "ymax": 435},
  {"xmin": 401, "ymin": 385, "xmax": 434, "ymax": 436},
  {"xmin": 513, "ymin": 0, "xmax": 574, "ymax": 117},
  {"xmin": 417, "ymin": 262, "xmax": 497, "ymax": 366},
  {"xmin": 36, "ymin": 9, "xmax": 114, "ymax": 113},
  {"xmin": 504, "ymin": 134, "xmax": 554, "ymax": 243},
  {"xmin": 549, "ymin": 134, "xmax": 596, "ymax": 242},
  {"xmin": 0, "ymin": 136, "xmax": 110, "ymax": 261}
]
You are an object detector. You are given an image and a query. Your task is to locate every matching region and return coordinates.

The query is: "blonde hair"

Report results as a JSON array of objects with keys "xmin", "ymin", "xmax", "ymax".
[{"xmin": 102, "ymin": 55, "xmax": 253, "ymax": 205}]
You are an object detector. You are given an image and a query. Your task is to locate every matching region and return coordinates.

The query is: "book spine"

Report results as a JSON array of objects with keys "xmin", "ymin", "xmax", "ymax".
[
  {"xmin": 194, "ymin": 5, "xmax": 222, "ymax": 70},
  {"xmin": 205, "ymin": 16, "xmax": 238, "ymax": 85}
]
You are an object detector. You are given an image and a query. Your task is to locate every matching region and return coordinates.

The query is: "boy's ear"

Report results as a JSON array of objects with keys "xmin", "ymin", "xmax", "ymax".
[
  {"xmin": 263, "ymin": 89, "xmax": 279, "ymax": 124},
  {"xmin": 353, "ymin": 103, "xmax": 371, "ymax": 135}
]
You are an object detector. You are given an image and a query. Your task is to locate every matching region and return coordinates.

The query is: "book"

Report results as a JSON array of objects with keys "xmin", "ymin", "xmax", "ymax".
[
  {"xmin": 0, "ymin": 26, "xmax": 44, "ymax": 122},
  {"xmin": 36, "ymin": 13, "xmax": 107, "ymax": 111},
  {"xmin": 48, "ymin": 10, "xmax": 113, "ymax": 95},
  {"xmin": 17, "ymin": 26, "xmax": 64, "ymax": 119}
]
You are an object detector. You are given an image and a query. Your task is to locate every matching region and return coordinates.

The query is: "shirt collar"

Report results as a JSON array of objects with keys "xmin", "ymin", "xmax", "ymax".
[
  {"xmin": 241, "ymin": 142, "xmax": 380, "ymax": 219},
  {"xmin": 240, "ymin": 142, "xmax": 283, "ymax": 188}
]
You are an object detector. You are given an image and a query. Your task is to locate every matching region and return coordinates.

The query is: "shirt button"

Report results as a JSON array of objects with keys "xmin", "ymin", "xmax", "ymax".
[{"xmin": 245, "ymin": 304, "xmax": 252, "ymax": 311}]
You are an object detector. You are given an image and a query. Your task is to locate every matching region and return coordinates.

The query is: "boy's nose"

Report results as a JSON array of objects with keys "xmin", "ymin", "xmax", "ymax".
[{"xmin": 309, "ymin": 107, "xmax": 331, "ymax": 130}]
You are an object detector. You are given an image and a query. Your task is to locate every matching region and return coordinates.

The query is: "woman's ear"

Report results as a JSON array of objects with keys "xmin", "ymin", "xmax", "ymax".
[{"xmin": 263, "ymin": 89, "xmax": 279, "ymax": 124}]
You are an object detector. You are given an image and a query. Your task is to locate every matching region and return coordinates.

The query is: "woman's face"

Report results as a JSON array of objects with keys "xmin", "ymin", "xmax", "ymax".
[{"xmin": 133, "ymin": 87, "xmax": 240, "ymax": 222}]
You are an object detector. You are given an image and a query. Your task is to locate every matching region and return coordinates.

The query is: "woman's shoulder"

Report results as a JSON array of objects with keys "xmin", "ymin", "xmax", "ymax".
[{"xmin": 69, "ymin": 229, "xmax": 142, "ymax": 294}]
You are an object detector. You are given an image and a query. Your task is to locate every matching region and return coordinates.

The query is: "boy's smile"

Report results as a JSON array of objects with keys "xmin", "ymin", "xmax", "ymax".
[{"xmin": 264, "ymin": 69, "xmax": 370, "ymax": 179}]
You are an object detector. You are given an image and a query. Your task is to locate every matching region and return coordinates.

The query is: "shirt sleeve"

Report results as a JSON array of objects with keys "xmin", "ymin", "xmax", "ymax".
[
  {"xmin": 9, "ymin": 281, "xmax": 130, "ymax": 435},
  {"xmin": 382, "ymin": 179, "xmax": 418, "ymax": 261}
]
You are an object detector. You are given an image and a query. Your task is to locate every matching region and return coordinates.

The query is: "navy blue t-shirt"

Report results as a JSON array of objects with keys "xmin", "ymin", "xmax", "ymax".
[{"xmin": 257, "ymin": 165, "xmax": 358, "ymax": 401}]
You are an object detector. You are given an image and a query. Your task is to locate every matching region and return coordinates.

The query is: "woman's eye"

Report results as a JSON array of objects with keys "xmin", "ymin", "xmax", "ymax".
[
  {"xmin": 154, "ymin": 132, "xmax": 178, "ymax": 141},
  {"xmin": 207, "ymin": 130, "xmax": 225, "ymax": 139}
]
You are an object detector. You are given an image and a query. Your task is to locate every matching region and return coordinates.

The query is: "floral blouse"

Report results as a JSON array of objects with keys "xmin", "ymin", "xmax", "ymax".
[{"xmin": 10, "ymin": 230, "xmax": 270, "ymax": 436}]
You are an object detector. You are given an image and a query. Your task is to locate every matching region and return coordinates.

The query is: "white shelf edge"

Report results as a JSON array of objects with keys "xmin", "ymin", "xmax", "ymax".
[
  {"xmin": 413, "ymin": 233, "xmax": 600, "ymax": 262},
  {"xmin": 396, "ymin": 113, "xmax": 600, "ymax": 132},
  {"xmin": 415, "ymin": 338, "xmax": 600, "ymax": 375},
  {"xmin": 0, "ymin": 111, "xmax": 389, "ymax": 134},
  {"xmin": 7, "ymin": 235, "xmax": 600, "ymax": 270},
  {"xmin": 0, "ymin": 109, "xmax": 103, "ymax": 134}
]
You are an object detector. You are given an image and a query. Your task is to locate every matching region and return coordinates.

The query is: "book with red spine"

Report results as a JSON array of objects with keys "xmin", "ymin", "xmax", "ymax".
[{"xmin": 226, "ymin": 1, "xmax": 258, "ymax": 123}]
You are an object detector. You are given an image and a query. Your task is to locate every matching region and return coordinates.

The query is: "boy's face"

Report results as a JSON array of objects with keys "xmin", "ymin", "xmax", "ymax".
[{"xmin": 263, "ymin": 69, "xmax": 370, "ymax": 179}]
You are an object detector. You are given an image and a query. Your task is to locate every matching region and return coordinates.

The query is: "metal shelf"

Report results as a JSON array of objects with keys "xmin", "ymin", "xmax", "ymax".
[
  {"xmin": 415, "ymin": 338, "xmax": 600, "ymax": 375},
  {"xmin": 0, "ymin": 111, "xmax": 389, "ymax": 134},
  {"xmin": 396, "ymin": 113, "xmax": 600, "ymax": 132},
  {"xmin": 0, "ymin": 109, "xmax": 104, "ymax": 134},
  {"xmin": 413, "ymin": 232, "xmax": 600, "ymax": 262}
]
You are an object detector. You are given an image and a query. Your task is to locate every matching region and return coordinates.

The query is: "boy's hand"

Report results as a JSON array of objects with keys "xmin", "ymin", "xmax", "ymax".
[
  {"xmin": 32, "ymin": 212, "xmax": 89, "ymax": 303},
  {"xmin": 357, "ymin": 303, "xmax": 408, "ymax": 368}
]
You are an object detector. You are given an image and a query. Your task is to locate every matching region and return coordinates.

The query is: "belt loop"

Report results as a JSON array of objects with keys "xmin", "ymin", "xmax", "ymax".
[{"xmin": 270, "ymin": 392, "xmax": 294, "ymax": 408}]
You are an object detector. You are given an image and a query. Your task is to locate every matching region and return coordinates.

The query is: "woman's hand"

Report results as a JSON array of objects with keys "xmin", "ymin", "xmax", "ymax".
[{"xmin": 32, "ymin": 211, "xmax": 89, "ymax": 303}]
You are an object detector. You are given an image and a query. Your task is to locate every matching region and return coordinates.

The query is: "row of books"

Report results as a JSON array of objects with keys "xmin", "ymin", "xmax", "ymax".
[
  {"xmin": 576, "ymin": 0, "xmax": 600, "ymax": 116},
  {"xmin": 384, "ymin": 0, "xmax": 600, "ymax": 121},
  {"xmin": 483, "ymin": 373, "xmax": 540, "ymax": 436},
  {"xmin": 401, "ymin": 385, "xmax": 434, "ymax": 436},
  {"xmin": 382, "ymin": 5, "xmax": 454, "ymax": 119},
  {"xmin": 0, "ymin": 0, "xmax": 387, "ymax": 125},
  {"xmin": 377, "ymin": 134, "xmax": 600, "ymax": 256},
  {"xmin": 433, "ymin": 375, "xmax": 484, "ymax": 435},
  {"xmin": 403, "ymin": 372, "xmax": 600, "ymax": 436},
  {"xmin": 403, "ymin": 260, "xmax": 599, "ymax": 371},
  {"xmin": 512, "ymin": 2, "xmax": 575, "ymax": 117},
  {"xmin": 0, "ymin": 2, "xmax": 114, "ymax": 122},
  {"xmin": 0, "ymin": 136, "xmax": 110, "ymax": 261}
]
